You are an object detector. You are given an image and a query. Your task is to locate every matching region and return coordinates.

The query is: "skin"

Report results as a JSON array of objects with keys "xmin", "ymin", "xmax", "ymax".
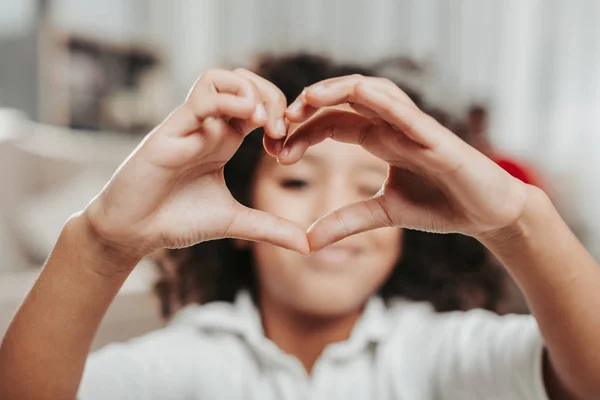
[
  {"xmin": 251, "ymin": 139, "xmax": 401, "ymax": 371},
  {"xmin": 0, "ymin": 71, "xmax": 599, "ymax": 400}
]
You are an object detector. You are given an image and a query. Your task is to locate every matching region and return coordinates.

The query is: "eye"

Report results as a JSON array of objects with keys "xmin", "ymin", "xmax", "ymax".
[{"xmin": 280, "ymin": 178, "xmax": 309, "ymax": 190}]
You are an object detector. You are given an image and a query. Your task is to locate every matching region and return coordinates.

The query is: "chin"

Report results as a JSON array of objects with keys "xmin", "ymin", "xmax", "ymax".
[{"xmin": 284, "ymin": 280, "xmax": 376, "ymax": 318}]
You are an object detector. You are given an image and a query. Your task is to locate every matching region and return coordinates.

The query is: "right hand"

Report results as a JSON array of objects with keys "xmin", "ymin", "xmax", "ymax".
[{"xmin": 83, "ymin": 68, "xmax": 309, "ymax": 267}]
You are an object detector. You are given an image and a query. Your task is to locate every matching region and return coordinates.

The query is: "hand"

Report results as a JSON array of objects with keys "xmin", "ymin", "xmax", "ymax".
[
  {"xmin": 84, "ymin": 68, "xmax": 309, "ymax": 267},
  {"xmin": 281, "ymin": 75, "xmax": 530, "ymax": 251}
]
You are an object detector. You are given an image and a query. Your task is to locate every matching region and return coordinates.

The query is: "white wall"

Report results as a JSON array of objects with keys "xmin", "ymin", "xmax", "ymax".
[
  {"xmin": 0, "ymin": 0, "xmax": 35, "ymax": 39},
  {"xmin": 50, "ymin": 0, "xmax": 149, "ymax": 45},
  {"xmin": 0, "ymin": 0, "xmax": 38, "ymax": 117}
]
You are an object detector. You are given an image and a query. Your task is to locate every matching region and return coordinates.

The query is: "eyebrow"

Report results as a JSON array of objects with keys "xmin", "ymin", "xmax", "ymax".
[{"xmin": 296, "ymin": 153, "xmax": 323, "ymax": 165}]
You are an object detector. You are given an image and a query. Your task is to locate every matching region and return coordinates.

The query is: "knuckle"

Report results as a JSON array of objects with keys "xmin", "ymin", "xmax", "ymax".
[
  {"xmin": 405, "ymin": 114, "xmax": 422, "ymax": 133},
  {"xmin": 271, "ymin": 90, "xmax": 287, "ymax": 108},
  {"xmin": 210, "ymin": 98, "xmax": 224, "ymax": 114},
  {"xmin": 357, "ymin": 124, "xmax": 372, "ymax": 146},
  {"xmin": 333, "ymin": 210, "xmax": 350, "ymax": 236},
  {"xmin": 381, "ymin": 100, "xmax": 396, "ymax": 115},
  {"xmin": 378, "ymin": 77, "xmax": 395, "ymax": 86},
  {"xmin": 258, "ymin": 86, "xmax": 285, "ymax": 109},
  {"xmin": 353, "ymin": 81, "xmax": 367, "ymax": 97},
  {"xmin": 201, "ymin": 68, "xmax": 220, "ymax": 80},
  {"xmin": 354, "ymin": 81, "xmax": 368, "ymax": 93},
  {"xmin": 244, "ymin": 79, "xmax": 260, "ymax": 96}
]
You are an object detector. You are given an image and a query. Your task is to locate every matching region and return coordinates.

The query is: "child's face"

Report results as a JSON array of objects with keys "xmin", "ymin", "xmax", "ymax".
[{"xmin": 250, "ymin": 126, "xmax": 403, "ymax": 316}]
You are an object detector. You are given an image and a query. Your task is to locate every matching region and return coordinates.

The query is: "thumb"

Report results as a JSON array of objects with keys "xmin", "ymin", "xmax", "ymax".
[
  {"xmin": 225, "ymin": 204, "xmax": 310, "ymax": 254},
  {"xmin": 307, "ymin": 196, "xmax": 394, "ymax": 251}
]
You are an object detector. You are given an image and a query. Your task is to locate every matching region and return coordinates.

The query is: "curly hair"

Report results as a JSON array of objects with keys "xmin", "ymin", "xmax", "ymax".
[{"xmin": 154, "ymin": 53, "xmax": 511, "ymax": 319}]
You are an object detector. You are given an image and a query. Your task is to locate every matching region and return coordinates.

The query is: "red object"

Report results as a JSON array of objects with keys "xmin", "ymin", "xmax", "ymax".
[{"xmin": 493, "ymin": 157, "xmax": 536, "ymax": 186}]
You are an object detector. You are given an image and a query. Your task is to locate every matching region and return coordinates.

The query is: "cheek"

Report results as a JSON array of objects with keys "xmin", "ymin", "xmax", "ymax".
[
  {"xmin": 251, "ymin": 241, "xmax": 302, "ymax": 301},
  {"xmin": 368, "ymin": 227, "xmax": 404, "ymax": 273},
  {"xmin": 252, "ymin": 182, "xmax": 316, "ymax": 229},
  {"xmin": 252, "ymin": 242, "xmax": 289, "ymax": 276}
]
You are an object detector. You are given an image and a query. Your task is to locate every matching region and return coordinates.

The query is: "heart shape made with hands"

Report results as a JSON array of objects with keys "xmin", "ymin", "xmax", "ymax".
[{"xmin": 87, "ymin": 72, "xmax": 524, "ymax": 261}]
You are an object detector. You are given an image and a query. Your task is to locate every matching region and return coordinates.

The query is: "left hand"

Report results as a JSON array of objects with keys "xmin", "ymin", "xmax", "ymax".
[{"xmin": 280, "ymin": 75, "xmax": 531, "ymax": 251}]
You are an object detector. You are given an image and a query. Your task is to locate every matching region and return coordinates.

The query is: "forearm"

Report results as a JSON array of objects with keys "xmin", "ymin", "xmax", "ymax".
[
  {"xmin": 0, "ymin": 213, "xmax": 141, "ymax": 400},
  {"xmin": 480, "ymin": 186, "xmax": 600, "ymax": 398}
]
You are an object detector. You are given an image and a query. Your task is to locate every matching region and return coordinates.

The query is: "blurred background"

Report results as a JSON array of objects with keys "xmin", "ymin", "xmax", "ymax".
[{"xmin": 1, "ymin": 0, "xmax": 599, "ymax": 347}]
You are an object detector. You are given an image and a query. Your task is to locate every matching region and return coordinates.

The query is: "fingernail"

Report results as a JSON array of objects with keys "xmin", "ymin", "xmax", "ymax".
[
  {"xmin": 273, "ymin": 140, "xmax": 283, "ymax": 155},
  {"xmin": 280, "ymin": 147, "xmax": 290, "ymax": 158},
  {"xmin": 254, "ymin": 104, "xmax": 267, "ymax": 120},
  {"xmin": 311, "ymin": 84, "xmax": 325, "ymax": 93},
  {"xmin": 287, "ymin": 100, "xmax": 303, "ymax": 114},
  {"xmin": 276, "ymin": 118, "xmax": 287, "ymax": 138}
]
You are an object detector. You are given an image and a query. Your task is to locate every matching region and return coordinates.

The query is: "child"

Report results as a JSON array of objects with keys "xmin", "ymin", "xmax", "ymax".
[
  {"xmin": 1, "ymin": 54, "xmax": 599, "ymax": 399},
  {"xmin": 154, "ymin": 55, "xmax": 508, "ymax": 318}
]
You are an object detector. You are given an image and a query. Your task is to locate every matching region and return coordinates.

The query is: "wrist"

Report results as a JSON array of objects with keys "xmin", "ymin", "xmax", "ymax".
[
  {"xmin": 66, "ymin": 212, "xmax": 143, "ymax": 277},
  {"xmin": 477, "ymin": 185, "xmax": 552, "ymax": 257}
]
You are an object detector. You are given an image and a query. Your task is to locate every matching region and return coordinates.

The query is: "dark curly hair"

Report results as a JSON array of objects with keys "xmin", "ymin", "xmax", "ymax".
[{"xmin": 154, "ymin": 53, "xmax": 515, "ymax": 319}]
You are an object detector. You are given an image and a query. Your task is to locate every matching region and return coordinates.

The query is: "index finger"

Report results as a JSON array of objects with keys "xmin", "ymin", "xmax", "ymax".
[
  {"xmin": 277, "ymin": 109, "xmax": 376, "ymax": 165},
  {"xmin": 288, "ymin": 76, "xmax": 439, "ymax": 148},
  {"xmin": 235, "ymin": 69, "xmax": 288, "ymax": 139}
]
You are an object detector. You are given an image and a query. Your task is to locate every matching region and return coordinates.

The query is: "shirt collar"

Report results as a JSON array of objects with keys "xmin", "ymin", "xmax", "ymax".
[{"xmin": 172, "ymin": 290, "xmax": 391, "ymax": 361}]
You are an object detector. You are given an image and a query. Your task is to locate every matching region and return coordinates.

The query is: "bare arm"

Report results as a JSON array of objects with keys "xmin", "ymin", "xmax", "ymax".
[
  {"xmin": 0, "ymin": 214, "xmax": 138, "ymax": 400},
  {"xmin": 283, "ymin": 75, "xmax": 600, "ymax": 400},
  {"xmin": 480, "ymin": 187, "xmax": 600, "ymax": 400},
  {"xmin": 0, "ymin": 69, "xmax": 306, "ymax": 400}
]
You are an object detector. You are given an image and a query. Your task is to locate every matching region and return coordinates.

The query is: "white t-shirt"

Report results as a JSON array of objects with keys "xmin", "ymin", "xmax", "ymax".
[{"xmin": 79, "ymin": 291, "xmax": 549, "ymax": 400}]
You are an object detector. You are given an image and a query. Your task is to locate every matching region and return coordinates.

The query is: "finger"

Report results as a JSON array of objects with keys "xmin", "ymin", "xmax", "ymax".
[
  {"xmin": 234, "ymin": 69, "xmax": 288, "ymax": 156},
  {"xmin": 291, "ymin": 76, "xmax": 438, "ymax": 148},
  {"xmin": 277, "ymin": 110, "xmax": 374, "ymax": 165},
  {"xmin": 284, "ymin": 89, "xmax": 319, "ymax": 123},
  {"xmin": 301, "ymin": 76, "xmax": 404, "ymax": 115},
  {"xmin": 307, "ymin": 75, "xmax": 417, "ymax": 107},
  {"xmin": 161, "ymin": 95, "xmax": 260, "ymax": 138},
  {"xmin": 187, "ymin": 69, "xmax": 267, "ymax": 134},
  {"xmin": 213, "ymin": 72, "xmax": 267, "ymax": 135},
  {"xmin": 348, "ymin": 102, "xmax": 379, "ymax": 119},
  {"xmin": 263, "ymin": 133, "xmax": 284, "ymax": 157},
  {"xmin": 353, "ymin": 84, "xmax": 441, "ymax": 148},
  {"xmin": 225, "ymin": 204, "xmax": 310, "ymax": 255},
  {"xmin": 235, "ymin": 68, "xmax": 289, "ymax": 140},
  {"xmin": 190, "ymin": 69, "xmax": 258, "ymax": 103},
  {"xmin": 277, "ymin": 138, "xmax": 310, "ymax": 165},
  {"xmin": 316, "ymin": 81, "xmax": 434, "ymax": 147},
  {"xmin": 281, "ymin": 103, "xmax": 359, "ymax": 157},
  {"xmin": 285, "ymin": 75, "xmax": 412, "ymax": 123},
  {"xmin": 306, "ymin": 196, "xmax": 394, "ymax": 251}
]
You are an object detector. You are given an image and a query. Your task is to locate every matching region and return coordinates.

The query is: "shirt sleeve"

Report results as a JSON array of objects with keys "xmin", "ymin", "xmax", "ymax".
[{"xmin": 431, "ymin": 310, "xmax": 550, "ymax": 400}]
